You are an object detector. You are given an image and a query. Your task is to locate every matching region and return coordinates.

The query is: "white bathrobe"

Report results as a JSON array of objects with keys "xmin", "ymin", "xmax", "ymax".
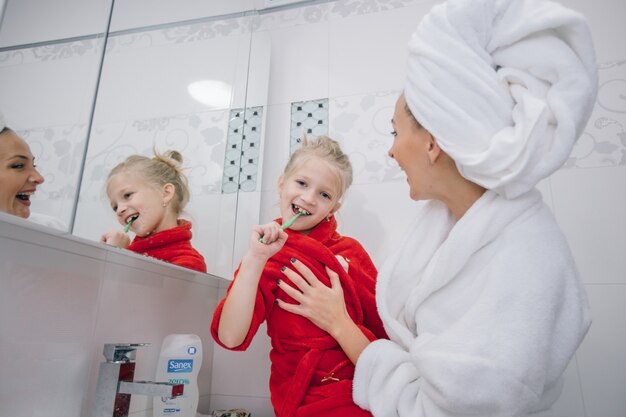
[{"xmin": 353, "ymin": 190, "xmax": 591, "ymax": 417}]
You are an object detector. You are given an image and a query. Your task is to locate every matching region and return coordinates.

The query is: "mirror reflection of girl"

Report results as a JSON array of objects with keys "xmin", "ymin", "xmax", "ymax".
[
  {"xmin": 211, "ymin": 136, "xmax": 387, "ymax": 417},
  {"xmin": 100, "ymin": 150, "xmax": 206, "ymax": 273},
  {"xmin": 0, "ymin": 125, "xmax": 45, "ymax": 219}
]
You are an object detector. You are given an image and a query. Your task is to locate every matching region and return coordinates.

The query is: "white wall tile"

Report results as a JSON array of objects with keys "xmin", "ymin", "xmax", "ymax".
[
  {"xmin": 210, "ymin": 324, "xmax": 271, "ymax": 399},
  {"xmin": 0, "ymin": 0, "xmax": 111, "ymax": 47},
  {"xmin": 328, "ymin": 2, "xmax": 434, "ymax": 98},
  {"xmin": 576, "ymin": 284, "xmax": 626, "ymax": 417},
  {"xmin": 532, "ymin": 356, "xmax": 586, "ymax": 417},
  {"xmin": 187, "ymin": 193, "xmax": 238, "ymax": 279},
  {"xmin": 231, "ymin": 191, "xmax": 263, "ymax": 273},
  {"xmin": 110, "ymin": 0, "xmax": 255, "ymax": 32},
  {"xmin": 556, "ymin": 0, "xmax": 626, "ymax": 63},
  {"xmin": 0, "ymin": 231, "xmax": 105, "ymax": 417},
  {"xmin": 265, "ymin": 19, "xmax": 330, "ymax": 105},
  {"xmin": 0, "ymin": 45, "xmax": 103, "ymax": 128},
  {"xmin": 550, "ymin": 165, "xmax": 626, "ymax": 285},
  {"xmin": 260, "ymin": 189, "xmax": 282, "ymax": 226},
  {"xmin": 94, "ymin": 34, "xmax": 249, "ymax": 124},
  {"xmin": 244, "ymin": 31, "xmax": 272, "ymax": 109},
  {"xmin": 259, "ymin": 102, "xmax": 291, "ymax": 192},
  {"xmin": 338, "ymin": 180, "xmax": 424, "ymax": 268}
]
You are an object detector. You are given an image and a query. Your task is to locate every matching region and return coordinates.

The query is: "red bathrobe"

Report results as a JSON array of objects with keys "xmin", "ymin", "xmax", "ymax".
[
  {"xmin": 211, "ymin": 216, "xmax": 387, "ymax": 417},
  {"xmin": 128, "ymin": 219, "xmax": 207, "ymax": 273}
]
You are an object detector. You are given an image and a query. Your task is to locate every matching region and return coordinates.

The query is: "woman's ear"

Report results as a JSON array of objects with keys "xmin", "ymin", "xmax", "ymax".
[
  {"xmin": 426, "ymin": 132, "xmax": 442, "ymax": 164},
  {"xmin": 162, "ymin": 183, "xmax": 176, "ymax": 204}
]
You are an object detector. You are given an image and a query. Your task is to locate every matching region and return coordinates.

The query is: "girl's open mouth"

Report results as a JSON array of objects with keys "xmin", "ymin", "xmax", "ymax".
[{"xmin": 292, "ymin": 204, "xmax": 311, "ymax": 216}]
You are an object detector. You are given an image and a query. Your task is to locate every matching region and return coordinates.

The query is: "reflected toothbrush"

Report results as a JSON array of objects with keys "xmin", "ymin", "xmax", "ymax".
[
  {"xmin": 124, "ymin": 216, "xmax": 137, "ymax": 233},
  {"xmin": 259, "ymin": 211, "xmax": 303, "ymax": 244}
]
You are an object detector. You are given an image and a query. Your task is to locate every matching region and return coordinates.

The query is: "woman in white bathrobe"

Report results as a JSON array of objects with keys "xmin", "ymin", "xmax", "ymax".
[{"xmin": 275, "ymin": 0, "xmax": 597, "ymax": 416}]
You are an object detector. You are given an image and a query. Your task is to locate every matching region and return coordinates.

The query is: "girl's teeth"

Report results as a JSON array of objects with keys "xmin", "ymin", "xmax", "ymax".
[{"xmin": 294, "ymin": 205, "xmax": 310, "ymax": 215}]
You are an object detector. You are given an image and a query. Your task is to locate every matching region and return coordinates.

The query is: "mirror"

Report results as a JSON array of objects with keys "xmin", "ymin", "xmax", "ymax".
[
  {"xmin": 71, "ymin": 2, "xmax": 264, "ymax": 278},
  {"xmin": 0, "ymin": 0, "xmax": 114, "ymax": 230},
  {"xmin": 0, "ymin": 0, "xmax": 269, "ymax": 278}
]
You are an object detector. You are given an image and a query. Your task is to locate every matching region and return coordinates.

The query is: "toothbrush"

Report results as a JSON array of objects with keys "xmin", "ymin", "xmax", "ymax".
[
  {"xmin": 282, "ymin": 211, "xmax": 303, "ymax": 230},
  {"xmin": 259, "ymin": 211, "xmax": 303, "ymax": 244},
  {"xmin": 124, "ymin": 216, "xmax": 136, "ymax": 233}
]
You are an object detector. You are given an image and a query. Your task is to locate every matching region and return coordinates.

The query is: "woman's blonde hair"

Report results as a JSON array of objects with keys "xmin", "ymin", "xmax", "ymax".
[
  {"xmin": 107, "ymin": 149, "xmax": 190, "ymax": 215},
  {"xmin": 283, "ymin": 135, "xmax": 353, "ymax": 202}
]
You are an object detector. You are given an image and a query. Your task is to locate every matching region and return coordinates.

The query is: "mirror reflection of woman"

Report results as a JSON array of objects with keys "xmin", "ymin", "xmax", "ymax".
[{"xmin": 0, "ymin": 125, "xmax": 44, "ymax": 219}]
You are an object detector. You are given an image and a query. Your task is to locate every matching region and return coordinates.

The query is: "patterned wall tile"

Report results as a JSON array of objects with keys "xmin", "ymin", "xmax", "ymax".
[
  {"xmin": 16, "ymin": 124, "xmax": 89, "ymax": 229},
  {"xmin": 222, "ymin": 106, "xmax": 263, "ymax": 193},
  {"xmin": 0, "ymin": 39, "xmax": 103, "ymax": 67},
  {"xmin": 105, "ymin": 15, "xmax": 253, "ymax": 55},
  {"xmin": 253, "ymin": 3, "xmax": 332, "ymax": 32},
  {"xmin": 328, "ymin": 0, "xmax": 433, "ymax": 19},
  {"xmin": 329, "ymin": 91, "xmax": 400, "ymax": 184},
  {"xmin": 290, "ymin": 98, "xmax": 329, "ymax": 154},
  {"xmin": 567, "ymin": 60, "xmax": 626, "ymax": 169},
  {"xmin": 252, "ymin": 0, "xmax": 429, "ymax": 32},
  {"xmin": 82, "ymin": 110, "xmax": 230, "ymax": 202}
]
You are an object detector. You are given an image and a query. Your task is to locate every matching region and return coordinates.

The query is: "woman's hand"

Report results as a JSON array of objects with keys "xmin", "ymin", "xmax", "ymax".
[
  {"xmin": 100, "ymin": 229, "xmax": 131, "ymax": 248},
  {"xmin": 276, "ymin": 258, "xmax": 372, "ymax": 364},
  {"xmin": 248, "ymin": 222, "xmax": 288, "ymax": 261},
  {"xmin": 276, "ymin": 258, "xmax": 350, "ymax": 336}
]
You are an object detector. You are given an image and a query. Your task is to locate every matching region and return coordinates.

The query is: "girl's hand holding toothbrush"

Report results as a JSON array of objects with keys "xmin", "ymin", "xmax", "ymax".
[
  {"xmin": 249, "ymin": 222, "xmax": 288, "ymax": 260},
  {"xmin": 100, "ymin": 229, "xmax": 131, "ymax": 248}
]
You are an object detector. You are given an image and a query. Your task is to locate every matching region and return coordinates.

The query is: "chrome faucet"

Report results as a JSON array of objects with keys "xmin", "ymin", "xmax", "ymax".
[{"xmin": 92, "ymin": 343, "xmax": 184, "ymax": 417}]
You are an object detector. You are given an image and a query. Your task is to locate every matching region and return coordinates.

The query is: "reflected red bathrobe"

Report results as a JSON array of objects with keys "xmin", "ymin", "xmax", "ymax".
[
  {"xmin": 128, "ymin": 219, "xmax": 207, "ymax": 273},
  {"xmin": 211, "ymin": 216, "xmax": 387, "ymax": 417}
]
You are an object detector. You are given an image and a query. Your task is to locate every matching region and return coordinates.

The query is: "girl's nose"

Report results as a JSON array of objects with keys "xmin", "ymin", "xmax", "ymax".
[
  {"xmin": 388, "ymin": 147, "xmax": 395, "ymax": 159},
  {"xmin": 300, "ymin": 189, "xmax": 317, "ymax": 205}
]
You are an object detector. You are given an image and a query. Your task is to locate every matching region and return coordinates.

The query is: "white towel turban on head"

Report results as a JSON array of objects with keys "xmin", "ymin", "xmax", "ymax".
[{"xmin": 405, "ymin": 0, "xmax": 598, "ymax": 198}]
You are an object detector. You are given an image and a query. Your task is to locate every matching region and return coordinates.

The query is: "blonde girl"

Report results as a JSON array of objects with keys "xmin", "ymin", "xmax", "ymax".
[{"xmin": 101, "ymin": 149, "xmax": 206, "ymax": 272}]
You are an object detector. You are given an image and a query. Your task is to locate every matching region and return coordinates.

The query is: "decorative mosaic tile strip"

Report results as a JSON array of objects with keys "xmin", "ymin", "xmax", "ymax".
[
  {"xmin": 222, "ymin": 106, "xmax": 263, "ymax": 193},
  {"xmin": 290, "ymin": 98, "xmax": 329, "ymax": 154}
]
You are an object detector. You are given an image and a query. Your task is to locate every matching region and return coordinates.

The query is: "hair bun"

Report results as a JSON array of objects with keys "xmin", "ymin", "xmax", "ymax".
[{"xmin": 162, "ymin": 149, "xmax": 183, "ymax": 164}]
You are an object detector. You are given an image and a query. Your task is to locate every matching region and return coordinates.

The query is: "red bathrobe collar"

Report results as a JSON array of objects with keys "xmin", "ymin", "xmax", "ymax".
[
  {"xmin": 129, "ymin": 219, "xmax": 193, "ymax": 251},
  {"xmin": 278, "ymin": 214, "xmax": 339, "ymax": 245}
]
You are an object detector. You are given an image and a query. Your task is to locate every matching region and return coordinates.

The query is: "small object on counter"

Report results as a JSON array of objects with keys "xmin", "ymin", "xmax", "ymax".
[{"xmin": 210, "ymin": 409, "xmax": 251, "ymax": 417}]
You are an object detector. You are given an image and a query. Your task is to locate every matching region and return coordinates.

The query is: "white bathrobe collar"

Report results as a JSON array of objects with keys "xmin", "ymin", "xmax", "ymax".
[{"xmin": 378, "ymin": 189, "xmax": 542, "ymax": 347}]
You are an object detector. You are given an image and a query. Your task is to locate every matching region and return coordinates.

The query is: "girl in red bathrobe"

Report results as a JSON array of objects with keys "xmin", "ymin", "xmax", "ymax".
[
  {"xmin": 211, "ymin": 136, "xmax": 387, "ymax": 416},
  {"xmin": 100, "ymin": 150, "xmax": 206, "ymax": 273}
]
